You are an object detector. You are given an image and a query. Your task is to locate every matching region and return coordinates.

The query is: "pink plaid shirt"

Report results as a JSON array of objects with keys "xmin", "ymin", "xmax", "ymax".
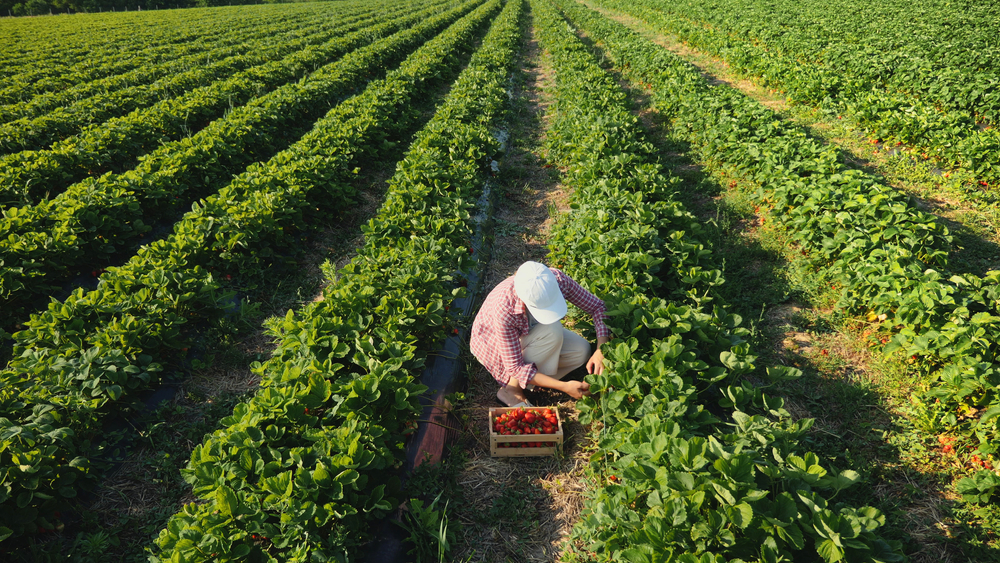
[{"xmin": 470, "ymin": 267, "xmax": 610, "ymax": 389}]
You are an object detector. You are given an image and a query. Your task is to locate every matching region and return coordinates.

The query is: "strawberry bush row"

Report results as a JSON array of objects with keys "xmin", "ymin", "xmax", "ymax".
[
  {"xmin": 0, "ymin": 8, "xmax": 361, "ymax": 153},
  {"xmin": 0, "ymin": 3, "xmax": 240, "ymax": 71},
  {"xmin": 599, "ymin": 0, "xmax": 1000, "ymax": 184},
  {"xmin": 0, "ymin": 0, "xmax": 460, "ymax": 332},
  {"xmin": 0, "ymin": 3, "xmax": 319, "ymax": 104},
  {"xmin": 577, "ymin": 0, "xmax": 1000, "ymax": 505},
  {"xmin": 0, "ymin": 0, "xmax": 436, "ymax": 207},
  {"xmin": 0, "ymin": 0, "xmax": 488, "ymax": 431},
  {"xmin": 0, "ymin": 0, "xmax": 501, "ymax": 547},
  {"xmin": 533, "ymin": 0, "xmax": 905, "ymax": 560},
  {"xmin": 0, "ymin": 1, "xmax": 337, "ymax": 73},
  {"xmin": 149, "ymin": 1, "xmax": 522, "ymax": 560},
  {"xmin": 0, "ymin": 6, "xmax": 298, "ymax": 106},
  {"xmin": 0, "ymin": 6, "xmax": 339, "ymax": 127},
  {"xmin": 627, "ymin": 0, "xmax": 1000, "ymax": 123}
]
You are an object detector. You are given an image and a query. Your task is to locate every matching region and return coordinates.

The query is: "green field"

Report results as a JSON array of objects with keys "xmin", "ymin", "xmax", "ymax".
[{"xmin": 1, "ymin": 0, "xmax": 998, "ymax": 560}]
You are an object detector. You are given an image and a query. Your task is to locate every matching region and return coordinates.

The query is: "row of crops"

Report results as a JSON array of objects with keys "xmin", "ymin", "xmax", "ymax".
[
  {"xmin": 1, "ymin": 0, "xmax": 518, "ymax": 557},
  {"xmin": 0, "ymin": 3, "xmax": 322, "ymax": 92},
  {"xmin": 0, "ymin": 0, "xmax": 458, "ymax": 329},
  {"xmin": 533, "ymin": 0, "xmax": 903, "ymax": 559},
  {"xmin": 152, "ymin": 0, "xmax": 525, "ymax": 557},
  {"xmin": 0, "ymin": 0, "xmax": 997, "ymax": 559},
  {"xmin": 594, "ymin": 0, "xmax": 1000, "ymax": 186},
  {"xmin": 580, "ymin": 0, "xmax": 1000, "ymax": 519}
]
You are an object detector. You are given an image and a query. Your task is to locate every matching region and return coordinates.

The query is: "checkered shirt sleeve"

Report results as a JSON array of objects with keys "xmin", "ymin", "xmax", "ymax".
[{"xmin": 552, "ymin": 268, "xmax": 610, "ymax": 340}]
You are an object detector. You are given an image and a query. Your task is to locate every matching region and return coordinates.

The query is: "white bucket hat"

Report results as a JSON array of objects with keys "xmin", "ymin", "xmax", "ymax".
[{"xmin": 514, "ymin": 261, "xmax": 567, "ymax": 325}]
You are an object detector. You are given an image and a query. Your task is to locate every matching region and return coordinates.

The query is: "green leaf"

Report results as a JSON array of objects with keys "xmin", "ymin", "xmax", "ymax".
[
  {"xmin": 710, "ymin": 482, "xmax": 736, "ymax": 505},
  {"xmin": 813, "ymin": 511, "xmax": 841, "ymax": 542},
  {"xmin": 765, "ymin": 365, "xmax": 802, "ymax": 382},
  {"xmin": 238, "ymin": 449, "xmax": 253, "ymax": 473},
  {"xmin": 336, "ymin": 469, "xmax": 360, "ymax": 485},
  {"xmin": 667, "ymin": 498, "xmax": 687, "ymax": 526},
  {"xmin": 16, "ymin": 492, "xmax": 31, "ymax": 508},
  {"xmin": 313, "ymin": 462, "xmax": 332, "ymax": 487},
  {"xmin": 304, "ymin": 372, "xmax": 333, "ymax": 408},
  {"xmin": 68, "ymin": 456, "xmax": 88, "ymax": 469},
  {"xmin": 776, "ymin": 522, "xmax": 805, "ymax": 550},
  {"xmin": 216, "ymin": 485, "xmax": 239, "ymax": 518},
  {"xmin": 262, "ymin": 472, "xmax": 293, "ymax": 499},
  {"xmin": 730, "ymin": 502, "xmax": 753, "ymax": 529},
  {"xmin": 824, "ymin": 469, "xmax": 861, "ymax": 493},
  {"xmin": 816, "ymin": 538, "xmax": 845, "ymax": 562},
  {"xmin": 106, "ymin": 384, "xmax": 123, "ymax": 401}
]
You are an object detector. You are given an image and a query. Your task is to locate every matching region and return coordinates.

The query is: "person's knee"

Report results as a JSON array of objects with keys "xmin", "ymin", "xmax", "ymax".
[
  {"xmin": 562, "ymin": 330, "xmax": 591, "ymax": 366},
  {"xmin": 522, "ymin": 323, "xmax": 565, "ymax": 375},
  {"xmin": 538, "ymin": 322, "xmax": 564, "ymax": 340},
  {"xmin": 523, "ymin": 321, "xmax": 564, "ymax": 349}
]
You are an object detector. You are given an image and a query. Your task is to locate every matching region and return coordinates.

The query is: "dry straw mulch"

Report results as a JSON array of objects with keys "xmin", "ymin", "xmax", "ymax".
[{"xmin": 449, "ymin": 20, "xmax": 597, "ymax": 562}]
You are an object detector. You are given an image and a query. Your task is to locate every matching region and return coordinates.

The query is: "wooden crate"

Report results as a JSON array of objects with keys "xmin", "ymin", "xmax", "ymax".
[{"xmin": 489, "ymin": 406, "xmax": 563, "ymax": 457}]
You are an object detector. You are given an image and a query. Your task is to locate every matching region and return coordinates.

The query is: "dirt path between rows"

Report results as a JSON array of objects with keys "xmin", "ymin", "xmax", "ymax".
[{"xmin": 450, "ymin": 12, "xmax": 595, "ymax": 562}]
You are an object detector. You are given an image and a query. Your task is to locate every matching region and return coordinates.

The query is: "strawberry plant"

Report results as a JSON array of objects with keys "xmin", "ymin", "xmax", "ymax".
[
  {"xmin": 532, "ymin": 0, "xmax": 903, "ymax": 560},
  {"xmin": 150, "ymin": 1, "xmax": 522, "ymax": 558},
  {"xmin": 0, "ymin": 0, "xmax": 508, "ymax": 545},
  {"xmin": 0, "ymin": 0, "xmax": 473, "ymax": 331},
  {"xmin": 0, "ymin": 0, "xmax": 445, "ymax": 207},
  {"xmin": 0, "ymin": 6, "xmax": 289, "ymax": 105},
  {"xmin": 956, "ymin": 471, "xmax": 1000, "ymax": 505},
  {"xmin": 0, "ymin": 25, "xmax": 306, "ymax": 154},
  {"xmin": 593, "ymin": 0, "xmax": 1000, "ymax": 185},
  {"xmin": 0, "ymin": 2, "xmax": 393, "ymax": 128},
  {"xmin": 573, "ymin": 0, "xmax": 1000, "ymax": 518}
]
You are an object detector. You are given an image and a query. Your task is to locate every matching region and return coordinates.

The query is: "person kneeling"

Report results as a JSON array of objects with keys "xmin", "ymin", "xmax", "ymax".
[{"xmin": 470, "ymin": 261, "xmax": 609, "ymax": 407}]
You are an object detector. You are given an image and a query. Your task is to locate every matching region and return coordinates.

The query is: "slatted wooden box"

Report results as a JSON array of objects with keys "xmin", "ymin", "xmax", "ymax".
[{"xmin": 489, "ymin": 406, "xmax": 564, "ymax": 457}]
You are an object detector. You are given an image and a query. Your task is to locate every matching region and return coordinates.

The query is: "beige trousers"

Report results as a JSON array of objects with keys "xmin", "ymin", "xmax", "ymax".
[{"xmin": 521, "ymin": 322, "xmax": 591, "ymax": 384}]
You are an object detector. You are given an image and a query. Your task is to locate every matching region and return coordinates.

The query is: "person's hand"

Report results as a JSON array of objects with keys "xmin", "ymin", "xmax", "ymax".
[
  {"xmin": 587, "ymin": 347, "xmax": 605, "ymax": 375},
  {"xmin": 563, "ymin": 380, "xmax": 591, "ymax": 399}
]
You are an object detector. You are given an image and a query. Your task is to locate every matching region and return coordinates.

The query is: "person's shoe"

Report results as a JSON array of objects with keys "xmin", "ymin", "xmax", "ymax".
[{"xmin": 496, "ymin": 388, "xmax": 531, "ymax": 407}]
